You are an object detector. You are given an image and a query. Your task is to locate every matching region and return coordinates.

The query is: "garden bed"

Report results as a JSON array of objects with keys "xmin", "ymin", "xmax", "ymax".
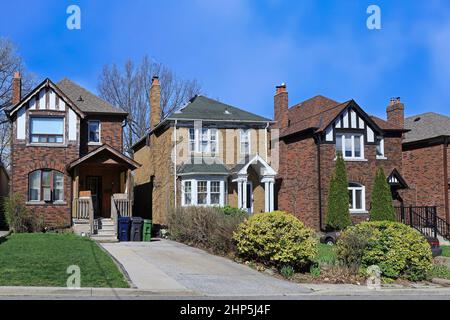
[{"xmin": 0, "ymin": 233, "xmax": 129, "ymax": 288}]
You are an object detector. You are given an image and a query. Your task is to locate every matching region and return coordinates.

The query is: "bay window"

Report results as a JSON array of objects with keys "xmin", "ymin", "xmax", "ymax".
[
  {"xmin": 30, "ymin": 117, "xmax": 64, "ymax": 144},
  {"xmin": 182, "ymin": 179, "xmax": 226, "ymax": 206},
  {"xmin": 336, "ymin": 133, "xmax": 364, "ymax": 160},
  {"xmin": 348, "ymin": 182, "xmax": 365, "ymax": 212},
  {"xmin": 28, "ymin": 170, "xmax": 65, "ymax": 203}
]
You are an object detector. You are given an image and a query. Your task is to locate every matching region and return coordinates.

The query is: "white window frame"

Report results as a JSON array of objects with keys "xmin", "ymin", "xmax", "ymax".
[
  {"xmin": 240, "ymin": 129, "xmax": 251, "ymax": 156},
  {"xmin": 88, "ymin": 120, "xmax": 101, "ymax": 145},
  {"xmin": 188, "ymin": 128, "xmax": 218, "ymax": 156},
  {"xmin": 376, "ymin": 136, "xmax": 386, "ymax": 159},
  {"xmin": 336, "ymin": 133, "xmax": 365, "ymax": 160},
  {"xmin": 29, "ymin": 116, "xmax": 65, "ymax": 145},
  {"xmin": 181, "ymin": 178, "xmax": 226, "ymax": 207},
  {"xmin": 348, "ymin": 183, "xmax": 366, "ymax": 213}
]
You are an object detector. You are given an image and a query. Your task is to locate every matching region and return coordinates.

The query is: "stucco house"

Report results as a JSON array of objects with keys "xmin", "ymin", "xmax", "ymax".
[{"xmin": 132, "ymin": 77, "xmax": 277, "ymax": 231}]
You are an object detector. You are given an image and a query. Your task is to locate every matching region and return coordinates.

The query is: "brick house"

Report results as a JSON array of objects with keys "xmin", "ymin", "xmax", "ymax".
[
  {"xmin": 6, "ymin": 73, "xmax": 140, "ymax": 239},
  {"xmin": 402, "ymin": 112, "xmax": 450, "ymax": 224},
  {"xmin": 132, "ymin": 77, "xmax": 277, "ymax": 230},
  {"xmin": 274, "ymin": 83, "xmax": 408, "ymax": 231}
]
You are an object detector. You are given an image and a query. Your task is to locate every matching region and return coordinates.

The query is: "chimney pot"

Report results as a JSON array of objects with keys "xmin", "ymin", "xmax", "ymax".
[
  {"xmin": 152, "ymin": 76, "xmax": 160, "ymax": 86},
  {"xmin": 276, "ymin": 83, "xmax": 287, "ymax": 95}
]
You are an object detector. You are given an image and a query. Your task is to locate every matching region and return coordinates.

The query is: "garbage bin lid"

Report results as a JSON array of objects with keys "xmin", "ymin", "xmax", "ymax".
[
  {"xmin": 144, "ymin": 219, "xmax": 152, "ymax": 223},
  {"xmin": 119, "ymin": 216, "xmax": 131, "ymax": 222},
  {"xmin": 132, "ymin": 217, "xmax": 144, "ymax": 222}
]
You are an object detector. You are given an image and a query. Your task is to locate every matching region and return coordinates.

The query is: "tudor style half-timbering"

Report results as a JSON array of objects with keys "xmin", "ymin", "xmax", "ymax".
[
  {"xmin": 274, "ymin": 84, "xmax": 408, "ymax": 230},
  {"xmin": 6, "ymin": 73, "xmax": 139, "ymax": 239}
]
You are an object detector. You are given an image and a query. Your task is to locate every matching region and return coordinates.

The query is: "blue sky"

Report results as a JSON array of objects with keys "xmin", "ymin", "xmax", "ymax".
[{"xmin": 1, "ymin": 0, "xmax": 450, "ymax": 119}]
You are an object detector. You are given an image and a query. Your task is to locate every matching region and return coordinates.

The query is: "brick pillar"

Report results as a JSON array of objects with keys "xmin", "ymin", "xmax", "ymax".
[
  {"xmin": 12, "ymin": 72, "xmax": 22, "ymax": 105},
  {"xmin": 274, "ymin": 83, "xmax": 289, "ymax": 129},
  {"xmin": 150, "ymin": 76, "xmax": 161, "ymax": 129}
]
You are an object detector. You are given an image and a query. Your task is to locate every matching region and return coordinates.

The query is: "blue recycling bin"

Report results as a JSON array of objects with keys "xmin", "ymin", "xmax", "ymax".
[{"xmin": 118, "ymin": 217, "xmax": 131, "ymax": 242}]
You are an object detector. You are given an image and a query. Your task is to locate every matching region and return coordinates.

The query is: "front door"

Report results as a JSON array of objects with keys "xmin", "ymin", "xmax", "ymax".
[
  {"xmin": 86, "ymin": 176, "xmax": 102, "ymax": 218},
  {"xmin": 246, "ymin": 182, "xmax": 253, "ymax": 214}
]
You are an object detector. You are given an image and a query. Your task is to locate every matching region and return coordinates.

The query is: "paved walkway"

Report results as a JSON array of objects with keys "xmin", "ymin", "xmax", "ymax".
[
  {"xmin": 101, "ymin": 240, "xmax": 312, "ymax": 296},
  {"xmin": 0, "ymin": 231, "xmax": 10, "ymax": 238}
]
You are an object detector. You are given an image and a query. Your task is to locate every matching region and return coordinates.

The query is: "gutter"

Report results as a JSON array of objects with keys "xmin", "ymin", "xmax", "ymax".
[
  {"xmin": 174, "ymin": 120, "xmax": 178, "ymax": 209},
  {"xmin": 444, "ymin": 136, "xmax": 449, "ymax": 223}
]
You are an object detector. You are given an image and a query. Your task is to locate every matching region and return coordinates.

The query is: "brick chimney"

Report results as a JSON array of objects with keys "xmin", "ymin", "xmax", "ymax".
[
  {"xmin": 387, "ymin": 97, "xmax": 405, "ymax": 128},
  {"xmin": 274, "ymin": 83, "xmax": 289, "ymax": 129},
  {"xmin": 12, "ymin": 72, "xmax": 22, "ymax": 105},
  {"xmin": 150, "ymin": 76, "xmax": 161, "ymax": 129}
]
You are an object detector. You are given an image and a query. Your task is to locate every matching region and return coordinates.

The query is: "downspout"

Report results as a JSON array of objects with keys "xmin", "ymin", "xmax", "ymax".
[
  {"xmin": 444, "ymin": 136, "xmax": 449, "ymax": 223},
  {"xmin": 264, "ymin": 122, "xmax": 269, "ymax": 161},
  {"xmin": 315, "ymin": 134, "xmax": 323, "ymax": 231},
  {"xmin": 174, "ymin": 120, "xmax": 178, "ymax": 209}
]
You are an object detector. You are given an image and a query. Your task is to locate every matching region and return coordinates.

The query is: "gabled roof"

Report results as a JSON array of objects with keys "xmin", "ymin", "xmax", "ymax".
[
  {"xmin": 388, "ymin": 168, "xmax": 409, "ymax": 189},
  {"xmin": 68, "ymin": 144, "xmax": 140, "ymax": 171},
  {"xmin": 280, "ymin": 95, "xmax": 405, "ymax": 138},
  {"xmin": 404, "ymin": 112, "xmax": 450, "ymax": 143},
  {"xmin": 57, "ymin": 78, "xmax": 128, "ymax": 116},
  {"xmin": 168, "ymin": 95, "xmax": 272, "ymax": 122}
]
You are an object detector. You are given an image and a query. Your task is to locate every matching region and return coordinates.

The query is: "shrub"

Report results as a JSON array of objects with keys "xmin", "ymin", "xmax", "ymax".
[
  {"xmin": 167, "ymin": 206, "xmax": 246, "ymax": 255},
  {"xmin": 280, "ymin": 265, "xmax": 295, "ymax": 279},
  {"xmin": 325, "ymin": 153, "xmax": 351, "ymax": 231},
  {"xmin": 370, "ymin": 167, "xmax": 396, "ymax": 221},
  {"xmin": 3, "ymin": 194, "xmax": 45, "ymax": 233},
  {"xmin": 220, "ymin": 206, "xmax": 248, "ymax": 216},
  {"xmin": 336, "ymin": 221, "xmax": 432, "ymax": 281},
  {"xmin": 233, "ymin": 211, "xmax": 318, "ymax": 271}
]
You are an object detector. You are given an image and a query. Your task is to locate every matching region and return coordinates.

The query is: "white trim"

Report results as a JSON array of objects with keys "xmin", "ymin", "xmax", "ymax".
[
  {"xmin": 180, "ymin": 176, "xmax": 227, "ymax": 207},
  {"xmin": 188, "ymin": 127, "xmax": 218, "ymax": 156},
  {"xmin": 348, "ymin": 182, "xmax": 366, "ymax": 213},
  {"xmin": 240, "ymin": 129, "xmax": 251, "ymax": 156},
  {"xmin": 87, "ymin": 120, "xmax": 101, "ymax": 144},
  {"xmin": 236, "ymin": 154, "xmax": 277, "ymax": 176},
  {"xmin": 336, "ymin": 133, "xmax": 365, "ymax": 160},
  {"xmin": 376, "ymin": 136, "xmax": 386, "ymax": 159}
]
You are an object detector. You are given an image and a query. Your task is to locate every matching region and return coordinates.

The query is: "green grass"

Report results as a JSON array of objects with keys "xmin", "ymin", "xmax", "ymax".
[
  {"xmin": 315, "ymin": 243, "xmax": 337, "ymax": 265},
  {"xmin": 0, "ymin": 233, "xmax": 129, "ymax": 288},
  {"xmin": 441, "ymin": 246, "xmax": 450, "ymax": 258},
  {"xmin": 429, "ymin": 265, "xmax": 450, "ymax": 280}
]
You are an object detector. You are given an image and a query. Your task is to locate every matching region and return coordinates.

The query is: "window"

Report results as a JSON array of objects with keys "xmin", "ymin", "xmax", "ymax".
[
  {"xmin": 88, "ymin": 121, "xmax": 100, "ymax": 143},
  {"xmin": 30, "ymin": 117, "xmax": 64, "ymax": 144},
  {"xmin": 376, "ymin": 136, "xmax": 385, "ymax": 158},
  {"xmin": 348, "ymin": 183, "xmax": 365, "ymax": 212},
  {"xmin": 182, "ymin": 179, "xmax": 225, "ymax": 206},
  {"xmin": 188, "ymin": 128, "xmax": 218, "ymax": 155},
  {"xmin": 240, "ymin": 129, "xmax": 250, "ymax": 155},
  {"xmin": 28, "ymin": 170, "xmax": 64, "ymax": 203},
  {"xmin": 336, "ymin": 133, "xmax": 364, "ymax": 159}
]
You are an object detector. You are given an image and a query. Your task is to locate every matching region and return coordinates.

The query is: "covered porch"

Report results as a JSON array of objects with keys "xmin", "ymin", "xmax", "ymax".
[
  {"xmin": 68, "ymin": 145, "xmax": 140, "ymax": 237},
  {"xmin": 232, "ymin": 155, "xmax": 276, "ymax": 214}
]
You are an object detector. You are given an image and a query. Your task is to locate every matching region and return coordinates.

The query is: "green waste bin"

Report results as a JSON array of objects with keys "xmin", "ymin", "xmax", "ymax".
[{"xmin": 143, "ymin": 219, "xmax": 152, "ymax": 242}]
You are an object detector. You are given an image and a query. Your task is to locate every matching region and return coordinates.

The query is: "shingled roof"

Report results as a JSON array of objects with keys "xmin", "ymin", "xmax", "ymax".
[
  {"xmin": 280, "ymin": 95, "xmax": 404, "ymax": 138},
  {"xmin": 57, "ymin": 78, "xmax": 128, "ymax": 116},
  {"xmin": 168, "ymin": 95, "xmax": 272, "ymax": 122},
  {"xmin": 404, "ymin": 112, "xmax": 450, "ymax": 143}
]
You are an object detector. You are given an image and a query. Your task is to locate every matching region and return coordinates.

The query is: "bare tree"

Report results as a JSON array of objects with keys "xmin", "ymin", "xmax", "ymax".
[
  {"xmin": 98, "ymin": 56, "xmax": 201, "ymax": 155},
  {"xmin": 0, "ymin": 38, "xmax": 34, "ymax": 168}
]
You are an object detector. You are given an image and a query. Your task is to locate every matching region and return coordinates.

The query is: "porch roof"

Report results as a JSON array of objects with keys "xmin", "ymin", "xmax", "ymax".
[
  {"xmin": 67, "ymin": 144, "xmax": 141, "ymax": 171},
  {"xmin": 177, "ymin": 158, "xmax": 229, "ymax": 176}
]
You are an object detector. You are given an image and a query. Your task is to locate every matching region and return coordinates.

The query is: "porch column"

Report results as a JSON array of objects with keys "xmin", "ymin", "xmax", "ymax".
[
  {"xmin": 264, "ymin": 181, "xmax": 270, "ymax": 212},
  {"xmin": 242, "ymin": 180, "xmax": 247, "ymax": 211},
  {"xmin": 269, "ymin": 181, "xmax": 274, "ymax": 212},
  {"xmin": 237, "ymin": 181, "xmax": 242, "ymax": 209},
  {"xmin": 236, "ymin": 176, "xmax": 248, "ymax": 210},
  {"xmin": 72, "ymin": 167, "xmax": 79, "ymax": 219},
  {"xmin": 262, "ymin": 176, "xmax": 275, "ymax": 213}
]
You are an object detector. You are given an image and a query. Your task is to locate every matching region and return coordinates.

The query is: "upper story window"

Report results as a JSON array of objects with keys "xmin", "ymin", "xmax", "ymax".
[
  {"xmin": 376, "ymin": 136, "xmax": 385, "ymax": 159},
  {"xmin": 29, "ymin": 169, "xmax": 64, "ymax": 203},
  {"xmin": 348, "ymin": 182, "xmax": 366, "ymax": 213},
  {"xmin": 336, "ymin": 133, "xmax": 364, "ymax": 160},
  {"xmin": 240, "ymin": 129, "xmax": 251, "ymax": 156},
  {"xmin": 188, "ymin": 128, "xmax": 218, "ymax": 155},
  {"xmin": 30, "ymin": 117, "xmax": 64, "ymax": 144},
  {"xmin": 88, "ymin": 121, "xmax": 101, "ymax": 144}
]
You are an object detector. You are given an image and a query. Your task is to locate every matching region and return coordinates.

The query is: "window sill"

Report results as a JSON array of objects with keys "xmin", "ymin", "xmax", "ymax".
[
  {"xmin": 26, "ymin": 201, "xmax": 67, "ymax": 206},
  {"xmin": 350, "ymin": 210, "xmax": 369, "ymax": 215},
  {"xmin": 376, "ymin": 156, "xmax": 388, "ymax": 160},
  {"xmin": 88, "ymin": 142, "xmax": 102, "ymax": 146},
  {"xmin": 334, "ymin": 157, "xmax": 368, "ymax": 162},
  {"xmin": 26, "ymin": 143, "xmax": 68, "ymax": 148}
]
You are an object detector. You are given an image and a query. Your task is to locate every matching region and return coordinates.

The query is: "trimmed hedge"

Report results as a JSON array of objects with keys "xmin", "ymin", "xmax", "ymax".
[
  {"xmin": 336, "ymin": 221, "xmax": 433, "ymax": 281},
  {"xmin": 233, "ymin": 211, "xmax": 318, "ymax": 270}
]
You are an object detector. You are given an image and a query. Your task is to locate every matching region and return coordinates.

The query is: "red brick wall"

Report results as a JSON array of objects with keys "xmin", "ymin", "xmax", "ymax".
[
  {"xmin": 401, "ymin": 144, "xmax": 448, "ymax": 221},
  {"xmin": 80, "ymin": 115, "xmax": 124, "ymax": 155},
  {"xmin": 277, "ymin": 134, "xmax": 403, "ymax": 230}
]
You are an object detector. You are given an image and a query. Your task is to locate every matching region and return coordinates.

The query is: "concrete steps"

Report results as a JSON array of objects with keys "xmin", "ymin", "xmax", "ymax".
[{"xmin": 93, "ymin": 219, "xmax": 118, "ymax": 243}]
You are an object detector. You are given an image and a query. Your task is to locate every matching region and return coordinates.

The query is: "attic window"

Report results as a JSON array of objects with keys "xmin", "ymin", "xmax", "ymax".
[{"xmin": 224, "ymin": 108, "xmax": 231, "ymax": 115}]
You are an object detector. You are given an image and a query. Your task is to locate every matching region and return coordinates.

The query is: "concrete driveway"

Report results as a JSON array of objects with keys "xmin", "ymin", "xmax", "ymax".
[{"xmin": 101, "ymin": 240, "xmax": 311, "ymax": 296}]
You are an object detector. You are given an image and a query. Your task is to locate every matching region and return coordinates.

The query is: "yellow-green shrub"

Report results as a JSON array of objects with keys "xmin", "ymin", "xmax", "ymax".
[
  {"xmin": 336, "ymin": 221, "xmax": 433, "ymax": 281},
  {"xmin": 233, "ymin": 211, "xmax": 318, "ymax": 270}
]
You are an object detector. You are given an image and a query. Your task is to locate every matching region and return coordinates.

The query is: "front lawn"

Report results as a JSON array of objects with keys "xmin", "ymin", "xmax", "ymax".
[
  {"xmin": 0, "ymin": 233, "xmax": 129, "ymax": 288},
  {"xmin": 441, "ymin": 246, "xmax": 450, "ymax": 257}
]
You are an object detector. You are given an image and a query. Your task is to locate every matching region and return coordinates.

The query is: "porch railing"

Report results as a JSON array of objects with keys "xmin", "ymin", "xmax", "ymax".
[
  {"xmin": 74, "ymin": 197, "xmax": 95, "ymax": 234},
  {"xmin": 111, "ymin": 194, "xmax": 132, "ymax": 218}
]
